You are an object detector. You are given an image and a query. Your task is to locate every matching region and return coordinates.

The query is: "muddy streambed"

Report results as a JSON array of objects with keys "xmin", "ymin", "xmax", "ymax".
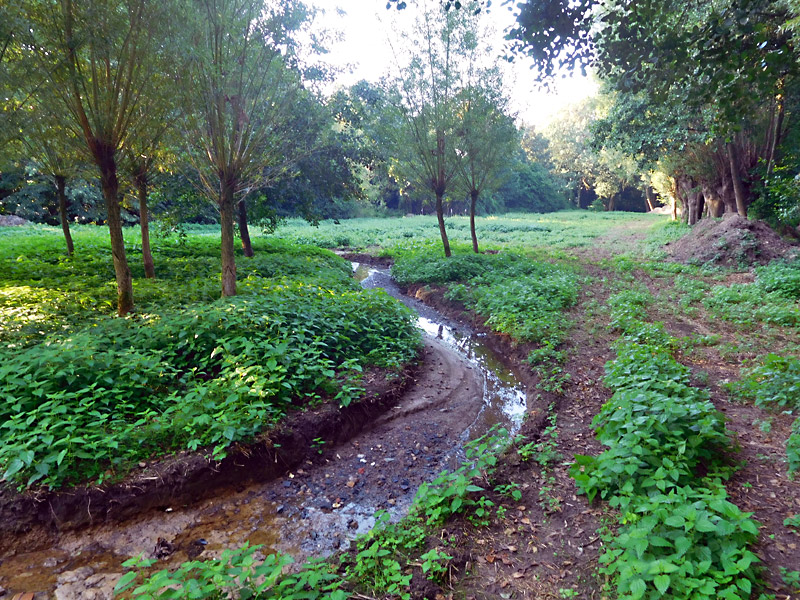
[{"xmin": 0, "ymin": 266, "xmax": 528, "ymax": 600}]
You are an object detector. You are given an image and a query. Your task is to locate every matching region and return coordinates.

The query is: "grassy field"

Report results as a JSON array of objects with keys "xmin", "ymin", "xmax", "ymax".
[{"xmin": 271, "ymin": 210, "xmax": 666, "ymax": 253}]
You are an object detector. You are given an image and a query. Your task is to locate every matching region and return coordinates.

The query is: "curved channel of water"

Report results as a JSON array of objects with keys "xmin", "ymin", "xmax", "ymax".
[
  {"xmin": 355, "ymin": 263, "xmax": 527, "ymax": 438},
  {"xmin": 0, "ymin": 266, "xmax": 528, "ymax": 599}
]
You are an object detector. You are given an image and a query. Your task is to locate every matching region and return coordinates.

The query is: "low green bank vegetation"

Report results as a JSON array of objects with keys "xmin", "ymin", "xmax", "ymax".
[
  {"xmin": 703, "ymin": 259, "xmax": 800, "ymax": 328},
  {"xmin": 392, "ymin": 246, "xmax": 582, "ymax": 357},
  {"xmin": 0, "ymin": 228, "xmax": 420, "ymax": 489},
  {"xmin": 570, "ymin": 289, "xmax": 763, "ymax": 600}
]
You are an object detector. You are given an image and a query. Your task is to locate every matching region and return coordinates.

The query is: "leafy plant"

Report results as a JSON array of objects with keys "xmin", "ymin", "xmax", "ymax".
[
  {"xmin": 783, "ymin": 514, "xmax": 800, "ymax": 533},
  {"xmin": 419, "ymin": 547, "xmax": 453, "ymax": 582},
  {"xmin": 787, "ymin": 417, "xmax": 800, "ymax": 477},
  {"xmin": 0, "ymin": 235, "xmax": 421, "ymax": 488},
  {"xmin": 494, "ymin": 482, "xmax": 523, "ymax": 502},
  {"xmin": 571, "ymin": 288, "xmax": 760, "ymax": 600},
  {"xmin": 780, "ymin": 567, "xmax": 800, "ymax": 590},
  {"xmin": 731, "ymin": 354, "xmax": 800, "ymax": 412},
  {"xmin": 114, "ymin": 544, "xmax": 347, "ymax": 600}
]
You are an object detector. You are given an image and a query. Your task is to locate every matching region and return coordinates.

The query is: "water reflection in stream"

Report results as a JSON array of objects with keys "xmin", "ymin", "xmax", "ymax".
[{"xmin": 355, "ymin": 262, "xmax": 527, "ymax": 437}]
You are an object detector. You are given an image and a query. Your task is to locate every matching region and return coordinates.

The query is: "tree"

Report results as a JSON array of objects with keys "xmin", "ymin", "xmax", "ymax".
[
  {"xmin": 13, "ymin": 0, "xmax": 175, "ymax": 315},
  {"xmin": 178, "ymin": 0, "xmax": 311, "ymax": 296},
  {"xmin": 121, "ymin": 98, "xmax": 174, "ymax": 279},
  {"xmin": 545, "ymin": 96, "xmax": 643, "ymax": 211},
  {"xmin": 454, "ymin": 77, "xmax": 519, "ymax": 252},
  {"xmin": 18, "ymin": 107, "xmax": 83, "ymax": 256},
  {"xmin": 505, "ymin": 0, "xmax": 798, "ymax": 220},
  {"xmin": 386, "ymin": 0, "xmax": 482, "ymax": 257}
]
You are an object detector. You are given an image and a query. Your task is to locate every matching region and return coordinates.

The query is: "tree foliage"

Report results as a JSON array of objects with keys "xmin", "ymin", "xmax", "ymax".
[
  {"xmin": 177, "ymin": 0, "xmax": 316, "ymax": 296},
  {"xmin": 506, "ymin": 0, "xmax": 800, "ymax": 223}
]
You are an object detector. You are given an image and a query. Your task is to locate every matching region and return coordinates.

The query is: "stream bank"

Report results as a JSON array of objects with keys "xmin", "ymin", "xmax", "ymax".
[{"xmin": 0, "ymin": 263, "xmax": 533, "ymax": 599}]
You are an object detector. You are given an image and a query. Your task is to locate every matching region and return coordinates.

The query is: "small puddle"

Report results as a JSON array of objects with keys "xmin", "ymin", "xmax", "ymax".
[{"xmin": 0, "ymin": 264, "xmax": 528, "ymax": 599}]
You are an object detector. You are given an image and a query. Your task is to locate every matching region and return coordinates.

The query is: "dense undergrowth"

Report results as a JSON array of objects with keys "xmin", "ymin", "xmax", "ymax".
[
  {"xmin": 392, "ymin": 245, "xmax": 582, "ymax": 356},
  {"xmin": 570, "ymin": 286, "xmax": 764, "ymax": 600},
  {"xmin": 0, "ymin": 227, "xmax": 420, "ymax": 488}
]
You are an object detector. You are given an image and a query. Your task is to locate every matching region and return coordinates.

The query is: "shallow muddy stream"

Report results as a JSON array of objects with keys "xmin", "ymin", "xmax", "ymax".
[{"xmin": 0, "ymin": 266, "xmax": 528, "ymax": 600}]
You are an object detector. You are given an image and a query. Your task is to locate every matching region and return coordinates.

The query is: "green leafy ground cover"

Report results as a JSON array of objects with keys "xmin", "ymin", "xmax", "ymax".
[
  {"xmin": 702, "ymin": 260, "xmax": 800, "ymax": 328},
  {"xmin": 0, "ymin": 227, "xmax": 420, "ymax": 488},
  {"xmin": 392, "ymin": 248, "xmax": 582, "ymax": 350},
  {"xmin": 13, "ymin": 212, "xmax": 798, "ymax": 599},
  {"xmin": 272, "ymin": 211, "xmax": 664, "ymax": 252},
  {"xmin": 570, "ymin": 289, "xmax": 762, "ymax": 600},
  {"xmin": 731, "ymin": 354, "xmax": 800, "ymax": 475},
  {"xmin": 641, "ymin": 244, "xmax": 800, "ymax": 478}
]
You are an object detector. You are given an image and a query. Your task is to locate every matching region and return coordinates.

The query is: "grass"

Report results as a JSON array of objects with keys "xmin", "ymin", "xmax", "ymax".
[{"xmin": 271, "ymin": 211, "xmax": 667, "ymax": 253}]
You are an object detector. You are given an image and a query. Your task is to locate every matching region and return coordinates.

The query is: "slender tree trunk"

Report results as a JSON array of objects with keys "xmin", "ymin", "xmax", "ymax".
[
  {"xmin": 669, "ymin": 178, "xmax": 678, "ymax": 221},
  {"xmin": 726, "ymin": 142, "xmax": 748, "ymax": 217},
  {"xmin": 470, "ymin": 189, "xmax": 479, "ymax": 253},
  {"xmin": 135, "ymin": 174, "xmax": 155, "ymax": 279},
  {"xmin": 644, "ymin": 187, "xmax": 656, "ymax": 212},
  {"xmin": 435, "ymin": 192, "xmax": 451, "ymax": 258},
  {"xmin": 675, "ymin": 175, "xmax": 690, "ymax": 224},
  {"xmin": 220, "ymin": 179, "xmax": 237, "ymax": 297},
  {"xmin": 96, "ymin": 147, "xmax": 134, "ymax": 316},
  {"xmin": 237, "ymin": 199, "xmax": 254, "ymax": 258},
  {"xmin": 54, "ymin": 175, "xmax": 74, "ymax": 257},
  {"xmin": 767, "ymin": 93, "xmax": 786, "ymax": 180}
]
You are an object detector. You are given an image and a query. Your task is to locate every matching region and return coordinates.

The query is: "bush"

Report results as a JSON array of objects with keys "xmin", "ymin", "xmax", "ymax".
[
  {"xmin": 601, "ymin": 485, "xmax": 760, "ymax": 600},
  {"xmin": 391, "ymin": 253, "xmax": 489, "ymax": 285}
]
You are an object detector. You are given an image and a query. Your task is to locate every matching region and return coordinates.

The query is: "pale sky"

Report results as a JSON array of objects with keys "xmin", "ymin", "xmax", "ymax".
[{"xmin": 309, "ymin": 0, "xmax": 597, "ymax": 129}]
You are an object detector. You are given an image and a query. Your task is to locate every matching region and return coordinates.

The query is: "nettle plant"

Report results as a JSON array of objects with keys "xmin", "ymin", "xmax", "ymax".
[
  {"xmin": 0, "ymin": 281, "xmax": 420, "ymax": 488},
  {"xmin": 729, "ymin": 353, "xmax": 800, "ymax": 477},
  {"xmin": 570, "ymin": 292, "xmax": 761, "ymax": 600},
  {"xmin": 115, "ymin": 544, "xmax": 347, "ymax": 600}
]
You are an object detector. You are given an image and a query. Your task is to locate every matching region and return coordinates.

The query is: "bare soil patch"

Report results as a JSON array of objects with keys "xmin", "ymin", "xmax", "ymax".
[
  {"xmin": 666, "ymin": 213, "xmax": 798, "ymax": 267},
  {"xmin": 0, "ymin": 216, "xmax": 29, "ymax": 227}
]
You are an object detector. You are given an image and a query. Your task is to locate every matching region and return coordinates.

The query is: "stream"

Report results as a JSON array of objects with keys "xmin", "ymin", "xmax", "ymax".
[{"xmin": 0, "ymin": 266, "xmax": 528, "ymax": 600}]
